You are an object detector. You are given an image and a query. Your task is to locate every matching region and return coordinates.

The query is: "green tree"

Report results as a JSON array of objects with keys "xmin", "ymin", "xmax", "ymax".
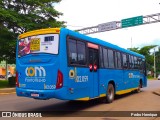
[
  {"xmin": 128, "ymin": 47, "xmax": 139, "ymax": 53},
  {"xmin": 0, "ymin": 0, "xmax": 65, "ymax": 64},
  {"xmin": 0, "ymin": 28, "xmax": 16, "ymax": 64}
]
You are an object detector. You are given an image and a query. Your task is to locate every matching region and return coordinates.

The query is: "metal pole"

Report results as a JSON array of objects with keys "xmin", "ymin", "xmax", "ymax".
[
  {"xmin": 5, "ymin": 61, "xmax": 8, "ymax": 80},
  {"xmin": 131, "ymin": 37, "xmax": 132, "ymax": 48},
  {"xmin": 154, "ymin": 48, "xmax": 156, "ymax": 78}
]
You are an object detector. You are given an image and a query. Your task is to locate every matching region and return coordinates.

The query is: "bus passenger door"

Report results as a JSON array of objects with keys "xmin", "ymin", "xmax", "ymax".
[{"xmin": 88, "ymin": 48, "xmax": 99, "ymax": 98}]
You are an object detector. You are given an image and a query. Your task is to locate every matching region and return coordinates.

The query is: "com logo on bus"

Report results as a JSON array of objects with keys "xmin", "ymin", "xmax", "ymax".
[{"xmin": 25, "ymin": 66, "xmax": 46, "ymax": 77}]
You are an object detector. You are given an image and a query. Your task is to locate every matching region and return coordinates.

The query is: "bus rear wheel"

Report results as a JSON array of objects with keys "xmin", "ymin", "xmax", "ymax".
[
  {"xmin": 104, "ymin": 83, "xmax": 115, "ymax": 103},
  {"xmin": 136, "ymin": 81, "xmax": 142, "ymax": 93}
]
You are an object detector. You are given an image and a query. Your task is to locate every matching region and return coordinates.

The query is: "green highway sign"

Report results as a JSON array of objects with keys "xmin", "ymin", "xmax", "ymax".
[{"xmin": 121, "ymin": 16, "xmax": 143, "ymax": 28}]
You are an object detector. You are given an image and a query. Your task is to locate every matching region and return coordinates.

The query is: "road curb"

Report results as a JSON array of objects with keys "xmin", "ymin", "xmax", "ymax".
[
  {"xmin": 152, "ymin": 91, "xmax": 160, "ymax": 96},
  {"xmin": 0, "ymin": 88, "xmax": 16, "ymax": 94}
]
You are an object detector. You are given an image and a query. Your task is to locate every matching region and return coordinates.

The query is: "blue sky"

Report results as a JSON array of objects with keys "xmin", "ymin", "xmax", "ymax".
[{"xmin": 55, "ymin": 0, "xmax": 160, "ymax": 49}]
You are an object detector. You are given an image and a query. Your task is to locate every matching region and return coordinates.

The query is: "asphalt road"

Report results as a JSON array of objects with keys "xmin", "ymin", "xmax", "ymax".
[{"xmin": 0, "ymin": 80, "xmax": 160, "ymax": 120}]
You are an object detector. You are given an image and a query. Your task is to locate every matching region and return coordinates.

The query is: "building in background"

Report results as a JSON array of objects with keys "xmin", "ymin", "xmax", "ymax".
[{"xmin": 0, "ymin": 61, "xmax": 16, "ymax": 79}]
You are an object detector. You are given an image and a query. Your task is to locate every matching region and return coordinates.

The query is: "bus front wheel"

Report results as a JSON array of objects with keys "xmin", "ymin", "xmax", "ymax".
[{"xmin": 105, "ymin": 83, "xmax": 115, "ymax": 103}]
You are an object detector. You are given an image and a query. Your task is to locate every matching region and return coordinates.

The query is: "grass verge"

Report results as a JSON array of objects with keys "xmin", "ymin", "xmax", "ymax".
[
  {"xmin": 147, "ymin": 77, "xmax": 157, "ymax": 80},
  {"xmin": 0, "ymin": 80, "xmax": 10, "ymax": 88}
]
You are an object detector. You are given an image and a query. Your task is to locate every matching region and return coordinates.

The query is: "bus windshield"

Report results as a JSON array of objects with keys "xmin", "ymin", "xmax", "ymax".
[{"xmin": 18, "ymin": 34, "xmax": 59, "ymax": 57}]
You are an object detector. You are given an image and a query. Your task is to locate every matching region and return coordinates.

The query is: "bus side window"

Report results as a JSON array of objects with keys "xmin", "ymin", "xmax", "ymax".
[
  {"xmin": 68, "ymin": 38, "xmax": 86, "ymax": 66},
  {"xmin": 137, "ymin": 57, "xmax": 141, "ymax": 69},
  {"xmin": 77, "ymin": 41, "xmax": 86, "ymax": 65},
  {"xmin": 140, "ymin": 59, "xmax": 143, "ymax": 70},
  {"xmin": 108, "ymin": 49, "xmax": 114, "ymax": 68},
  {"xmin": 117, "ymin": 52, "xmax": 122, "ymax": 69},
  {"xmin": 129, "ymin": 55, "xmax": 133, "ymax": 69},
  {"xmin": 114, "ymin": 51, "xmax": 117, "ymax": 68},
  {"xmin": 103, "ymin": 48, "xmax": 108, "ymax": 68},
  {"xmin": 130, "ymin": 55, "xmax": 134, "ymax": 69},
  {"xmin": 139, "ymin": 58, "xmax": 143, "ymax": 73},
  {"xmin": 122, "ymin": 53, "xmax": 128, "ymax": 69},
  {"xmin": 99, "ymin": 46, "xmax": 104, "ymax": 68},
  {"xmin": 134, "ymin": 56, "xmax": 138, "ymax": 69},
  {"xmin": 68, "ymin": 39, "xmax": 77, "ymax": 64}
]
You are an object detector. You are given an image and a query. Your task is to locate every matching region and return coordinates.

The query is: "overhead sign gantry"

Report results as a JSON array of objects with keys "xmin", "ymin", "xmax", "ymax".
[{"xmin": 76, "ymin": 13, "xmax": 160, "ymax": 35}]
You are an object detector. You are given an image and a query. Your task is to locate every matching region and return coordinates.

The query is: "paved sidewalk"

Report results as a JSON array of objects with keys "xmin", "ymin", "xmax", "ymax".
[{"xmin": 0, "ymin": 88, "xmax": 16, "ymax": 95}]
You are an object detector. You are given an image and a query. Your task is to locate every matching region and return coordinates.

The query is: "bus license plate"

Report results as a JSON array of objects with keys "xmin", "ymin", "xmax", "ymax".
[{"xmin": 31, "ymin": 93, "xmax": 39, "ymax": 97}]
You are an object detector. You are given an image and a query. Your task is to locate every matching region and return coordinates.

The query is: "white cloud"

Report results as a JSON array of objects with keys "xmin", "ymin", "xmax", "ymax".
[{"xmin": 55, "ymin": 0, "xmax": 160, "ymax": 48}]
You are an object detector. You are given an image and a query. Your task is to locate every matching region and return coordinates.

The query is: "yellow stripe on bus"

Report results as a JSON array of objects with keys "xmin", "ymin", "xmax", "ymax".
[
  {"xmin": 19, "ymin": 28, "xmax": 60, "ymax": 39},
  {"xmin": 76, "ymin": 97, "xmax": 90, "ymax": 101},
  {"xmin": 99, "ymin": 94, "xmax": 106, "ymax": 97},
  {"xmin": 116, "ymin": 88, "xmax": 138, "ymax": 95},
  {"xmin": 76, "ymin": 88, "xmax": 137, "ymax": 101},
  {"xmin": 76, "ymin": 94, "xmax": 106, "ymax": 101}
]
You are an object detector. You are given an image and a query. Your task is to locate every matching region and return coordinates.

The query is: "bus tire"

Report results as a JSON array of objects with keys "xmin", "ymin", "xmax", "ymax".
[
  {"xmin": 105, "ymin": 83, "xmax": 115, "ymax": 103},
  {"xmin": 136, "ymin": 81, "xmax": 142, "ymax": 93}
]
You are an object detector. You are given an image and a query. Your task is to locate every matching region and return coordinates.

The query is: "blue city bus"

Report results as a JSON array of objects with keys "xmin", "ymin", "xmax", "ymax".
[{"xmin": 16, "ymin": 28, "xmax": 147, "ymax": 103}]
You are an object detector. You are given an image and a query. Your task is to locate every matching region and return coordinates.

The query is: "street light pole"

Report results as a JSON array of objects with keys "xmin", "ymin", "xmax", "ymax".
[
  {"xmin": 154, "ymin": 48, "xmax": 156, "ymax": 78},
  {"xmin": 131, "ymin": 37, "xmax": 132, "ymax": 48}
]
